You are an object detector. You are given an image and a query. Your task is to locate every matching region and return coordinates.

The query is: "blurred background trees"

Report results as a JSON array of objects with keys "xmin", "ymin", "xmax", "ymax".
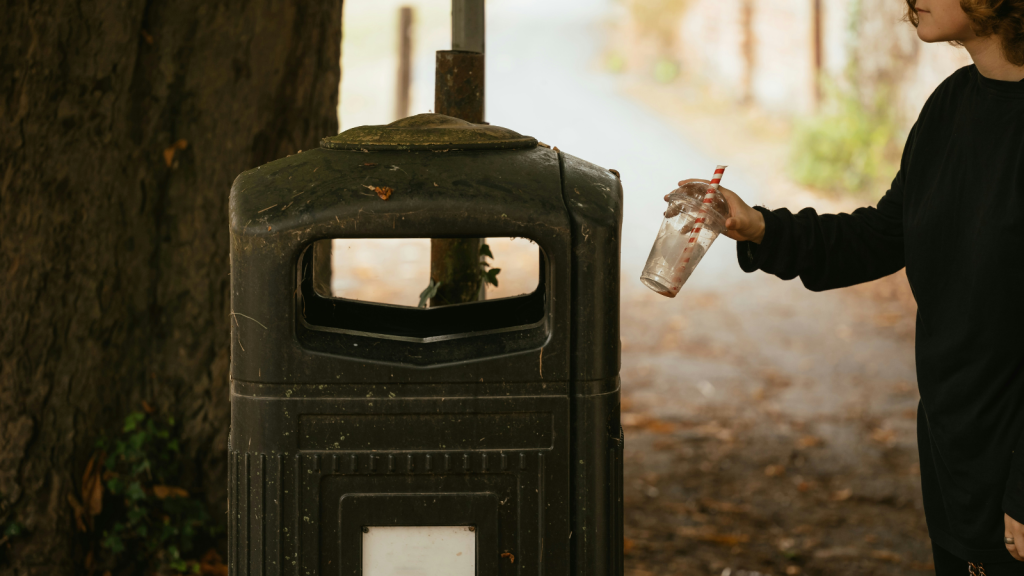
[{"xmin": 606, "ymin": 0, "xmax": 969, "ymax": 197}]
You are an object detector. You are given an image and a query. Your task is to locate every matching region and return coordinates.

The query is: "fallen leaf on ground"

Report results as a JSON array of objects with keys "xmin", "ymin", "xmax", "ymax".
[
  {"xmin": 813, "ymin": 546, "xmax": 861, "ymax": 559},
  {"xmin": 200, "ymin": 549, "xmax": 228, "ymax": 576},
  {"xmin": 676, "ymin": 526, "xmax": 750, "ymax": 545},
  {"xmin": 620, "ymin": 412, "xmax": 648, "ymax": 427},
  {"xmin": 699, "ymin": 499, "xmax": 751, "ymax": 514},
  {"xmin": 870, "ymin": 428, "xmax": 897, "ymax": 445},
  {"xmin": 620, "ymin": 413, "xmax": 678, "ymax": 434},
  {"xmin": 623, "ymin": 537, "xmax": 635, "ymax": 554},
  {"xmin": 694, "ymin": 421, "xmax": 734, "ymax": 442},
  {"xmin": 651, "ymin": 438, "xmax": 676, "ymax": 451},
  {"xmin": 82, "ymin": 451, "xmax": 105, "ymax": 518},
  {"xmin": 870, "ymin": 549, "xmax": 902, "ymax": 563},
  {"xmin": 831, "ymin": 488, "xmax": 853, "ymax": 501},
  {"xmin": 797, "ymin": 435, "xmax": 822, "ymax": 448},
  {"xmin": 764, "ymin": 464, "xmax": 786, "ymax": 477},
  {"xmin": 645, "ymin": 420, "xmax": 677, "ymax": 434},
  {"xmin": 152, "ymin": 485, "xmax": 189, "ymax": 499},
  {"xmin": 67, "ymin": 494, "xmax": 88, "ymax": 532}
]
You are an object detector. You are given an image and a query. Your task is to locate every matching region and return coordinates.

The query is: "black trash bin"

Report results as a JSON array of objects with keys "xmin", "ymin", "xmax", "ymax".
[{"xmin": 228, "ymin": 114, "xmax": 622, "ymax": 576}]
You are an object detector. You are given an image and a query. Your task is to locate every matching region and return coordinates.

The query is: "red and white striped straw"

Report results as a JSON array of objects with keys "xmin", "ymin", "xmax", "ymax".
[{"xmin": 679, "ymin": 165, "xmax": 727, "ymax": 269}]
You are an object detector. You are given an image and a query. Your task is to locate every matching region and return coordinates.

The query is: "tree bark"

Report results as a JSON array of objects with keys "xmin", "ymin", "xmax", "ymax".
[{"xmin": 0, "ymin": 1, "xmax": 341, "ymax": 572}]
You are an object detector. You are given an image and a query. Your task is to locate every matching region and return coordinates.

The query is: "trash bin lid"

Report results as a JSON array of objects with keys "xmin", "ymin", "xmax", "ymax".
[{"xmin": 320, "ymin": 113, "xmax": 538, "ymax": 152}]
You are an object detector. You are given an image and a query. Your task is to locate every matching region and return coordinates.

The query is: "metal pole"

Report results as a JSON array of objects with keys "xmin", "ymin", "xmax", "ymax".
[
  {"xmin": 812, "ymin": 0, "xmax": 823, "ymax": 108},
  {"xmin": 435, "ymin": 0, "xmax": 485, "ymax": 124},
  {"xmin": 452, "ymin": 0, "xmax": 484, "ymax": 53},
  {"xmin": 741, "ymin": 0, "xmax": 755, "ymax": 105},
  {"xmin": 395, "ymin": 6, "xmax": 413, "ymax": 120},
  {"xmin": 430, "ymin": 0, "xmax": 487, "ymax": 307}
]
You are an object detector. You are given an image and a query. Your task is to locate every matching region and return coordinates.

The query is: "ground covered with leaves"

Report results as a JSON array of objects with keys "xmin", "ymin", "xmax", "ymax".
[{"xmin": 619, "ymin": 271, "xmax": 929, "ymax": 576}]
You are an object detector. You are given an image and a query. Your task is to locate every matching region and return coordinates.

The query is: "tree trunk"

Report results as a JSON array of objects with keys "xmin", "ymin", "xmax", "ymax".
[{"xmin": 0, "ymin": 1, "xmax": 341, "ymax": 572}]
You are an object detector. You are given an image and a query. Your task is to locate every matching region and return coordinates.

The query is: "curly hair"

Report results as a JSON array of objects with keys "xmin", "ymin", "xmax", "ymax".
[{"xmin": 904, "ymin": 0, "xmax": 1024, "ymax": 65}]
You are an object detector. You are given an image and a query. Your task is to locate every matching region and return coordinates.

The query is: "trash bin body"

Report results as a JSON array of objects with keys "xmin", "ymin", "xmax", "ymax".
[{"xmin": 228, "ymin": 114, "xmax": 622, "ymax": 576}]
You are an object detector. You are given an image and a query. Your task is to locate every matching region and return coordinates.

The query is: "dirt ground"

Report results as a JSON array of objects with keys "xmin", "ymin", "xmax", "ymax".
[
  {"xmin": 619, "ymin": 276, "xmax": 929, "ymax": 576},
  {"xmin": 618, "ymin": 78, "xmax": 930, "ymax": 576}
]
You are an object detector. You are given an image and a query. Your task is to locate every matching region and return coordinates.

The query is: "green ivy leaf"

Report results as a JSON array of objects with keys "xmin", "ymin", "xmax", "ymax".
[
  {"xmin": 132, "ymin": 458, "xmax": 152, "ymax": 477},
  {"xmin": 123, "ymin": 411, "xmax": 146, "ymax": 433},
  {"xmin": 101, "ymin": 530, "xmax": 126, "ymax": 554},
  {"xmin": 479, "ymin": 243, "xmax": 494, "ymax": 259},
  {"xmin": 418, "ymin": 279, "xmax": 440, "ymax": 309},
  {"xmin": 484, "ymin": 268, "xmax": 501, "ymax": 287},
  {"xmin": 106, "ymin": 477, "xmax": 124, "ymax": 495},
  {"xmin": 3, "ymin": 521, "xmax": 24, "ymax": 537},
  {"xmin": 126, "ymin": 481, "xmax": 147, "ymax": 502},
  {"xmin": 129, "ymin": 430, "xmax": 147, "ymax": 452},
  {"xmin": 127, "ymin": 506, "xmax": 147, "ymax": 525}
]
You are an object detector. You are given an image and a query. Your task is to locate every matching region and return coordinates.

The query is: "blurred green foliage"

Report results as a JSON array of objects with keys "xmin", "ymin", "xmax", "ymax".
[
  {"xmin": 0, "ymin": 517, "xmax": 25, "ymax": 566},
  {"xmin": 653, "ymin": 58, "xmax": 680, "ymax": 84},
  {"xmin": 479, "ymin": 242, "xmax": 501, "ymax": 288},
  {"xmin": 626, "ymin": 0, "xmax": 691, "ymax": 52},
  {"xmin": 606, "ymin": 51, "xmax": 627, "ymax": 74},
  {"xmin": 91, "ymin": 408, "xmax": 221, "ymax": 574},
  {"xmin": 789, "ymin": 81, "xmax": 904, "ymax": 197}
]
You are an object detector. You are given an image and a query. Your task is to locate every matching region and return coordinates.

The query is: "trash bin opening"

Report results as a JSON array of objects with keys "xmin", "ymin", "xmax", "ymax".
[
  {"xmin": 296, "ymin": 239, "xmax": 548, "ymax": 342},
  {"xmin": 315, "ymin": 237, "xmax": 540, "ymax": 307}
]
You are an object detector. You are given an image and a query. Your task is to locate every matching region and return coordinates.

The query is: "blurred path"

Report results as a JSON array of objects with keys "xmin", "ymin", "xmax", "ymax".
[{"xmin": 487, "ymin": 0, "xmax": 765, "ymax": 280}]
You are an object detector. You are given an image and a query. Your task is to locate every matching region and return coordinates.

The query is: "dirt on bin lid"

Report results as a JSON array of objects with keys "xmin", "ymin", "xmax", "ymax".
[{"xmin": 664, "ymin": 181, "xmax": 730, "ymax": 221}]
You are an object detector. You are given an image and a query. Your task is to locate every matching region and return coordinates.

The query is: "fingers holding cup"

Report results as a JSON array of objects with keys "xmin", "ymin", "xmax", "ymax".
[{"xmin": 1005, "ymin": 513, "xmax": 1024, "ymax": 561}]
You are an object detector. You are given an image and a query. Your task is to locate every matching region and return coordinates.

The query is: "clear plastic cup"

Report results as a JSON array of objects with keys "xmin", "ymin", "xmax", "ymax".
[{"xmin": 640, "ymin": 182, "xmax": 730, "ymax": 297}]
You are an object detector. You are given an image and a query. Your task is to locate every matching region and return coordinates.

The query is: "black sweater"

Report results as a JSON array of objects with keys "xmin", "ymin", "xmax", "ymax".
[{"xmin": 738, "ymin": 65, "xmax": 1024, "ymax": 562}]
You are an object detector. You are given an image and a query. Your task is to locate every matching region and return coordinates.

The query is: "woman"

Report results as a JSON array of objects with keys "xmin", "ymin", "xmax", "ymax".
[{"xmin": 682, "ymin": 0, "xmax": 1024, "ymax": 573}]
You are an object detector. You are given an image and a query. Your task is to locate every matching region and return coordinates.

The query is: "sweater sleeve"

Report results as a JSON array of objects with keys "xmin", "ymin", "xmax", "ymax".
[
  {"xmin": 736, "ymin": 123, "xmax": 917, "ymax": 291},
  {"xmin": 1004, "ymin": 435, "xmax": 1024, "ymax": 523}
]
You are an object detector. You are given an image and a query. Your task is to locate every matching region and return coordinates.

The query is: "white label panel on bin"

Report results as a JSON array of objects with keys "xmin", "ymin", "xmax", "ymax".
[{"xmin": 362, "ymin": 525, "xmax": 475, "ymax": 576}]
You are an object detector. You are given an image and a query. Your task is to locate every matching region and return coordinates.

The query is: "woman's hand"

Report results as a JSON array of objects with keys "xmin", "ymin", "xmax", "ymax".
[
  {"xmin": 1006, "ymin": 513, "xmax": 1024, "ymax": 561},
  {"xmin": 678, "ymin": 178, "xmax": 766, "ymax": 244}
]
